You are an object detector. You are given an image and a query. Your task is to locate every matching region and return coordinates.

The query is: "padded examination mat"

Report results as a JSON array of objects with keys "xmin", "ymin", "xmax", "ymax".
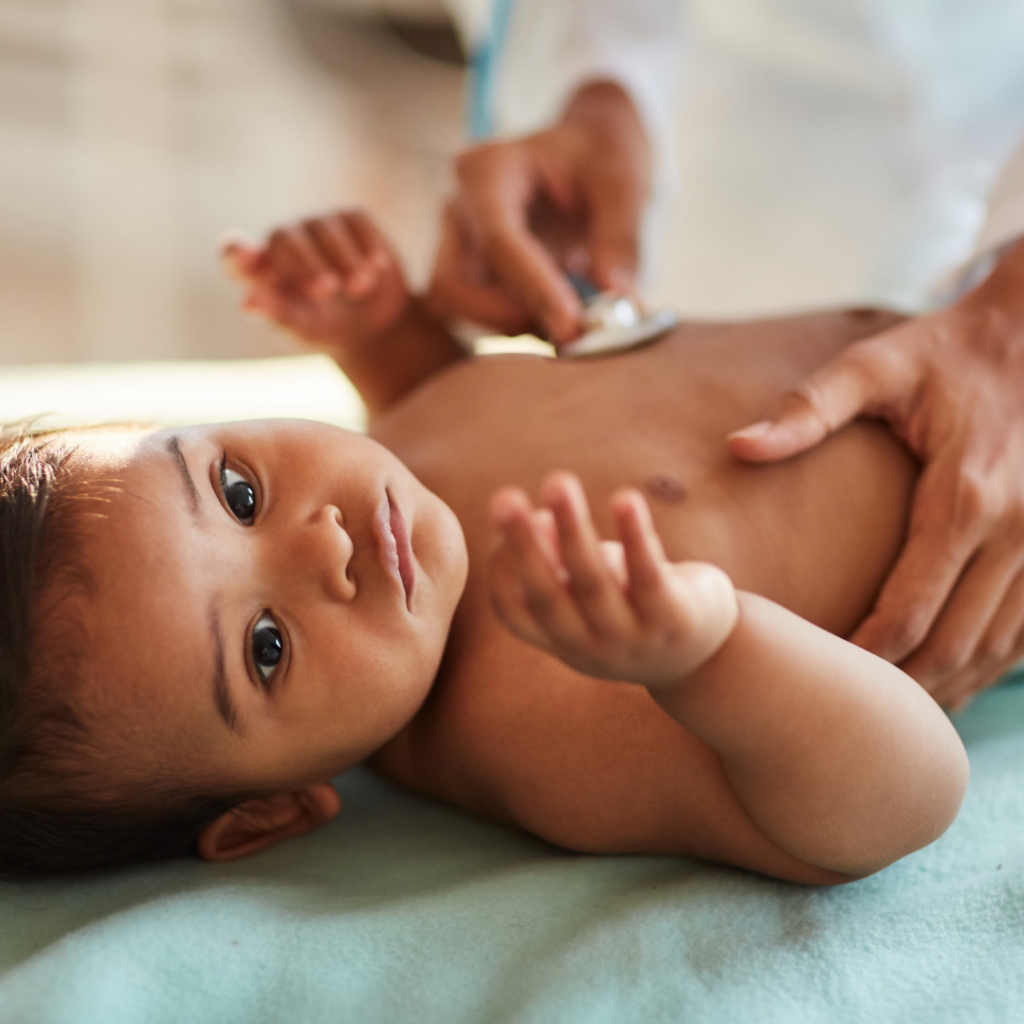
[{"xmin": 1, "ymin": 668, "xmax": 1023, "ymax": 1024}]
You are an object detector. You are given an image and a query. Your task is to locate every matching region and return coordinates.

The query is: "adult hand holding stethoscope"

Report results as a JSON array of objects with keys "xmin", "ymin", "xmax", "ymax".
[
  {"xmin": 427, "ymin": 80, "xmax": 650, "ymax": 346},
  {"xmin": 429, "ymin": 78, "xmax": 1024, "ymax": 709}
]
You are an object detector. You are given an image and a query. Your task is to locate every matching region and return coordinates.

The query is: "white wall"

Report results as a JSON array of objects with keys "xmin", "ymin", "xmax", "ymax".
[
  {"xmin": 3, "ymin": 0, "xmax": 1023, "ymax": 366},
  {"xmin": 0, "ymin": 0, "xmax": 463, "ymax": 364}
]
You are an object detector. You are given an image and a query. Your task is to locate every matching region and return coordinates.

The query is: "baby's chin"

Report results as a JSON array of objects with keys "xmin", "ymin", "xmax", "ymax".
[
  {"xmin": 344, "ymin": 662, "xmax": 445, "ymax": 771},
  {"xmin": 416, "ymin": 488, "xmax": 470, "ymax": 614}
]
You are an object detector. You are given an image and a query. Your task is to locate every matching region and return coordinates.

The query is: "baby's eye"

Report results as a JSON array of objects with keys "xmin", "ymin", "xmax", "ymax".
[
  {"xmin": 220, "ymin": 465, "xmax": 256, "ymax": 524},
  {"xmin": 251, "ymin": 613, "xmax": 283, "ymax": 685}
]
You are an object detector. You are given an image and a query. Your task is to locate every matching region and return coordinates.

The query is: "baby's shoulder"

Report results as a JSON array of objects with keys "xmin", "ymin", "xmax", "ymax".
[{"xmin": 371, "ymin": 627, "xmax": 720, "ymax": 853}]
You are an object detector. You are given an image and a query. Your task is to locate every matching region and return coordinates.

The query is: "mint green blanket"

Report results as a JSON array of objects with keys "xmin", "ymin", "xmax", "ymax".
[{"xmin": 2, "ymin": 670, "xmax": 1022, "ymax": 1023}]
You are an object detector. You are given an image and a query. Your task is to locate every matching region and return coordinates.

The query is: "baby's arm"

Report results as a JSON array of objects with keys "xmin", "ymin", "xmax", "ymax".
[
  {"xmin": 224, "ymin": 210, "xmax": 465, "ymax": 418},
  {"xmin": 490, "ymin": 473, "xmax": 969, "ymax": 878}
]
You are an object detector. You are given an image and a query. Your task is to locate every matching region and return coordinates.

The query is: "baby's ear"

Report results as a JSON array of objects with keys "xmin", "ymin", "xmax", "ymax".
[{"xmin": 197, "ymin": 782, "xmax": 341, "ymax": 862}]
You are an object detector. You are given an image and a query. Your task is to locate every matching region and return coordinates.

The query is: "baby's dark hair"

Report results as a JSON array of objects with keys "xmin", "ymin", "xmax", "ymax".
[{"xmin": 0, "ymin": 425, "xmax": 250, "ymax": 879}]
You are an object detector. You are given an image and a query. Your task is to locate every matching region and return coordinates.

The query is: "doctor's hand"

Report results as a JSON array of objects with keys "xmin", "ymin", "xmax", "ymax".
[
  {"xmin": 728, "ymin": 239, "xmax": 1024, "ymax": 709},
  {"xmin": 426, "ymin": 80, "xmax": 650, "ymax": 345}
]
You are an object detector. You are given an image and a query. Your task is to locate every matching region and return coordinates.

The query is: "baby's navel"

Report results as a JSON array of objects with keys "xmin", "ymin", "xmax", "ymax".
[{"xmin": 644, "ymin": 475, "xmax": 688, "ymax": 504}]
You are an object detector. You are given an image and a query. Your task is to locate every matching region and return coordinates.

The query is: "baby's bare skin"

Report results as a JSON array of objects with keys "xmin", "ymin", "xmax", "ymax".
[
  {"xmin": 366, "ymin": 311, "xmax": 915, "ymax": 881},
  {"xmin": 228, "ymin": 212, "xmax": 961, "ymax": 885}
]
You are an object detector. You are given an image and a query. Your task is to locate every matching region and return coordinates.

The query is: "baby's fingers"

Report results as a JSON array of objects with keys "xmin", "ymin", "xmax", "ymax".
[
  {"xmin": 346, "ymin": 210, "xmax": 399, "ymax": 274},
  {"xmin": 265, "ymin": 225, "xmax": 341, "ymax": 299},
  {"xmin": 540, "ymin": 472, "xmax": 633, "ymax": 634},
  {"xmin": 610, "ymin": 488, "xmax": 670, "ymax": 620},
  {"xmin": 221, "ymin": 237, "xmax": 264, "ymax": 282},
  {"xmin": 240, "ymin": 282, "xmax": 286, "ymax": 319},
  {"xmin": 613, "ymin": 488, "xmax": 739, "ymax": 672},
  {"xmin": 491, "ymin": 487, "xmax": 588, "ymax": 644},
  {"xmin": 489, "ymin": 543, "xmax": 556, "ymax": 651},
  {"xmin": 309, "ymin": 213, "xmax": 377, "ymax": 297}
]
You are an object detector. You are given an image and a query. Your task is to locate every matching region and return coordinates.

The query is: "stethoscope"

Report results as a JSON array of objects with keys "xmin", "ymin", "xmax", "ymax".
[{"xmin": 558, "ymin": 274, "xmax": 678, "ymax": 359}]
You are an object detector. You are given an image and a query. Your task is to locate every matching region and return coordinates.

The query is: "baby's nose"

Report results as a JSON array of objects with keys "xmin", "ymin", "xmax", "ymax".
[{"xmin": 299, "ymin": 504, "xmax": 356, "ymax": 603}]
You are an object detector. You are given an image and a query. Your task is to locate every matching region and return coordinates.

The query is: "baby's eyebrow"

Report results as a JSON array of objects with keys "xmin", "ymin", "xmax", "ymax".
[
  {"xmin": 164, "ymin": 434, "xmax": 201, "ymax": 517},
  {"xmin": 211, "ymin": 607, "xmax": 243, "ymax": 735},
  {"xmin": 163, "ymin": 435, "xmax": 242, "ymax": 734}
]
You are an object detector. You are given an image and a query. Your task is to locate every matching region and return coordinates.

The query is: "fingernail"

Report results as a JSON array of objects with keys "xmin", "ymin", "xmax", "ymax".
[{"xmin": 727, "ymin": 420, "xmax": 773, "ymax": 442}]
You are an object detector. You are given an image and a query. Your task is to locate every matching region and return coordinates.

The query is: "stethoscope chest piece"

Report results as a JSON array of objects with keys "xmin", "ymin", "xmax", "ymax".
[{"xmin": 558, "ymin": 275, "xmax": 678, "ymax": 359}]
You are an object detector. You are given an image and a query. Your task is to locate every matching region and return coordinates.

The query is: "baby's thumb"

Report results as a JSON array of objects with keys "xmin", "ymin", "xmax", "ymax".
[{"xmin": 671, "ymin": 562, "xmax": 739, "ymax": 672}]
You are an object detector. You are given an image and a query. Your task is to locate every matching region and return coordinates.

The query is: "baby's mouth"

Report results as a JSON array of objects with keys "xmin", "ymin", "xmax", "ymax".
[{"xmin": 379, "ymin": 490, "xmax": 415, "ymax": 608}]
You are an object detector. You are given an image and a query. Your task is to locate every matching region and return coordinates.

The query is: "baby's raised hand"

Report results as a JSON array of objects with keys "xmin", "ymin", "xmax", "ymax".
[
  {"xmin": 489, "ymin": 472, "xmax": 739, "ymax": 688},
  {"xmin": 223, "ymin": 210, "xmax": 410, "ymax": 353}
]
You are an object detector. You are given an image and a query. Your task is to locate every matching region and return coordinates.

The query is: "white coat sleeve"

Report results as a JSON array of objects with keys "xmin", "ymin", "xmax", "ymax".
[
  {"xmin": 482, "ymin": 0, "xmax": 686, "ymax": 280},
  {"xmin": 975, "ymin": 134, "xmax": 1024, "ymax": 256},
  {"xmin": 934, "ymin": 134, "xmax": 1024, "ymax": 304},
  {"xmin": 489, "ymin": 0, "xmax": 685, "ymax": 150}
]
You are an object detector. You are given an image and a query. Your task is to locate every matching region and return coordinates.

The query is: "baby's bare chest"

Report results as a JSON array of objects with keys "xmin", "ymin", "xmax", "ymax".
[
  {"xmin": 368, "ymin": 312, "xmax": 916, "ymax": 835},
  {"xmin": 373, "ymin": 316, "xmax": 914, "ymax": 631}
]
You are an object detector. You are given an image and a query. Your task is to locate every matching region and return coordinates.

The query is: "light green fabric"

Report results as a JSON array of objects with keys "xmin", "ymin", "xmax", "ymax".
[{"xmin": 1, "ymin": 670, "xmax": 1023, "ymax": 1024}]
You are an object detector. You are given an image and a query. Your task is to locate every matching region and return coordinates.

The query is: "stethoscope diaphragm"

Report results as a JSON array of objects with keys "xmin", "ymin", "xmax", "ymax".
[{"xmin": 558, "ymin": 275, "xmax": 678, "ymax": 359}]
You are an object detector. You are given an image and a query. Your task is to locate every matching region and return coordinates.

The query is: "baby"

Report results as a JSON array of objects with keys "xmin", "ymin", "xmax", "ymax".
[{"xmin": 0, "ymin": 209, "xmax": 968, "ymax": 884}]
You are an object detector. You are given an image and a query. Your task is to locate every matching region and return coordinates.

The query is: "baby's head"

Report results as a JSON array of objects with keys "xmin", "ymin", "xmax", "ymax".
[{"xmin": 0, "ymin": 419, "xmax": 467, "ymax": 877}]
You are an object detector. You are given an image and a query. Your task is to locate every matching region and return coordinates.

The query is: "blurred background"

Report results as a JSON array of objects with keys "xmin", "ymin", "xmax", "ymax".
[
  {"xmin": 0, "ymin": 0, "xmax": 468, "ymax": 366},
  {"xmin": 1, "ymin": 0, "xmax": 1023, "ymax": 366}
]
